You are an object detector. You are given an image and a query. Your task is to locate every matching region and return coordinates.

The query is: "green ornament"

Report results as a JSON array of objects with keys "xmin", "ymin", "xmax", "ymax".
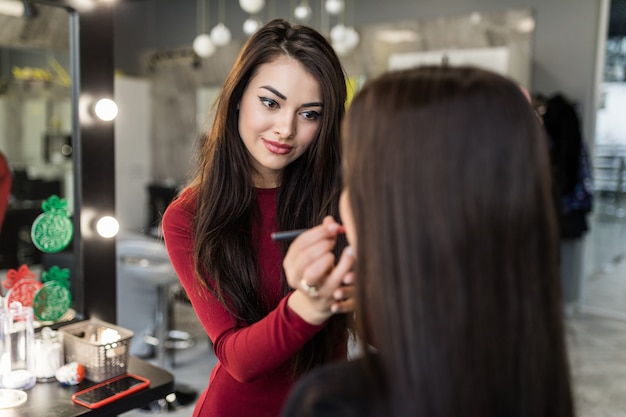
[
  {"xmin": 31, "ymin": 195, "xmax": 73, "ymax": 253},
  {"xmin": 33, "ymin": 266, "xmax": 72, "ymax": 322}
]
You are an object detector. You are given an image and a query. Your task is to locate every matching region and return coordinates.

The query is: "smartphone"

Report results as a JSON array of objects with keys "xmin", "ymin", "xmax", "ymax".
[{"xmin": 72, "ymin": 373, "xmax": 150, "ymax": 409}]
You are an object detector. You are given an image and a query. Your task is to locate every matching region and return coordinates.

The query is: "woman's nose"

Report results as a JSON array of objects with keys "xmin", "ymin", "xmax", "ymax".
[{"xmin": 275, "ymin": 112, "xmax": 296, "ymax": 139}]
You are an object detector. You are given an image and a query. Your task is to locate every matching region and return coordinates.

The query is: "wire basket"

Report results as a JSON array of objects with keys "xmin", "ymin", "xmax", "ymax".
[{"xmin": 59, "ymin": 319, "xmax": 134, "ymax": 382}]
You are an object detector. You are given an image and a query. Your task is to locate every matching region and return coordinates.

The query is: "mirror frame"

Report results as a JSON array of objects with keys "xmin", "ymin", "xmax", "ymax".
[{"xmin": 38, "ymin": 0, "xmax": 116, "ymax": 323}]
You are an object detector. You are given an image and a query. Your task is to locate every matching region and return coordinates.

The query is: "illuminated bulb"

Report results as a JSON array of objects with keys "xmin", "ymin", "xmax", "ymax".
[
  {"xmin": 243, "ymin": 17, "xmax": 262, "ymax": 36},
  {"xmin": 94, "ymin": 98, "xmax": 118, "ymax": 121},
  {"xmin": 330, "ymin": 23, "xmax": 347, "ymax": 44},
  {"xmin": 516, "ymin": 16, "xmax": 536, "ymax": 33},
  {"xmin": 210, "ymin": 23, "xmax": 232, "ymax": 47},
  {"xmin": 343, "ymin": 26, "xmax": 360, "ymax": 49},
  {"xmin": 96, "ymin": 216, "xmax": 119, "ymax": 238},
  {"xmin": 193, "ymin": 33, "xmax": 217, "ymax": 58},
  {"xmin": 0, "ymin": 1, "xmax": 24, "ymax": 17},
  {"xmin": 294, "ymin": 3, "xmax": 311, "ymax": 21},
  {"xmin": 325, "ymin": 0, "xmax": 344, "ymax": 15},
  {"xmin": 239, "ymin": 0, "xmax": 265, "ymax": 14}
]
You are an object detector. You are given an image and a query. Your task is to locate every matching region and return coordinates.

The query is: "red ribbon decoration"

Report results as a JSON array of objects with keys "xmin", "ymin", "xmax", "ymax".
[{"xmin": 3, "ymin": 264, "xmax": 36, "ymax": 290}]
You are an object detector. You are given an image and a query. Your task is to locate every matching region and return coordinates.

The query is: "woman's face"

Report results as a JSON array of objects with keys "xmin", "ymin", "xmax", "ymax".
[{"xmin": 238, "ymin": 55, "xmax": 323, "ymax": 188}]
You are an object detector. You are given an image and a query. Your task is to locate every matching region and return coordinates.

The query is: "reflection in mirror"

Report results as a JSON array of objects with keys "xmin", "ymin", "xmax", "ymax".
[{"xmin": 0, "ymin": 3, "xmax": 74, "ymax": 317}]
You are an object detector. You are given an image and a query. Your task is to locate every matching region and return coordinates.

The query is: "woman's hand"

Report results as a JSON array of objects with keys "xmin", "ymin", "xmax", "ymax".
[{"xmin": 283, "ymin": 216, "xmax": 355, "ymax": 325}]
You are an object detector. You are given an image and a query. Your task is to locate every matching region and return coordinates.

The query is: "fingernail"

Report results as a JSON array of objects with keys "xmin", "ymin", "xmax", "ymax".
[
  {"xmin": 345, "ymin": 246, "xmax": 353, "ymax": 256},
  {"xmin": 331, "ymin": 304, "xmax": 340, "ymax": 313}
]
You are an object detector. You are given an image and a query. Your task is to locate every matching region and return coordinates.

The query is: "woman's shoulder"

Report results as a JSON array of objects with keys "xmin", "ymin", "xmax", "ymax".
[
  {"xmin": 162, "ymin": 186, "xmax": 197, "ymax": 230},
  {"xmin": 282, "ymin": 358, "xmax": 378, "ymax": 417},
  {"xmin": 166, "ymin": 187, "xmax": 196, "ymax": 213}
]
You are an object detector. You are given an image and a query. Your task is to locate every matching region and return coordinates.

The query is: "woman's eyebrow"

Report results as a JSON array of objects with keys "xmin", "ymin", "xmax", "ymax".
[
  {"xmin": 261, "ymin": 85, "xmax": 286, "ymax": 100},
  {"xmin": 260, "ymin": 85, "xmax": 323, "ymax": 108}
]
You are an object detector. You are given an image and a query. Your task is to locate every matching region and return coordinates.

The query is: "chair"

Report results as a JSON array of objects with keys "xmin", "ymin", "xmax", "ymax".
[{"xmin": 116, "ymin": 236, "xmax": 194, "ymax": 367}]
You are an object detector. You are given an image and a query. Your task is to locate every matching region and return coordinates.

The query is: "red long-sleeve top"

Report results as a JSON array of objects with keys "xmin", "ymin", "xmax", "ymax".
[{"xmin": 162, "ymin": 187, "xmax": 335, "ymax": 417}]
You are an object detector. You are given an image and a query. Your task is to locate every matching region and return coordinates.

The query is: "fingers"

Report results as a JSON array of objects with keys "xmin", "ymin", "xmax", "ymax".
[
  {"xmin": 331, "ymin": 278, "xmax": 355, "ymax": 314},
  {"xmin": 282, "ymin": 218, "xmax": 357, "ymax": 323},
  {"xmin": 283, "ymin": 216, "xmax": 344, "ymax": 291},
  {"xmin": 299, "ymin": 246, "xmax": 355, "ymax": 317}
]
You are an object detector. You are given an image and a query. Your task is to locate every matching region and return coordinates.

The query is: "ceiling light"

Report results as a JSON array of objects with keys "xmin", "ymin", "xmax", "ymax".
[
  {"xmin": 193, "ymin": 33, "xmax": 216, "ymax": 58},
  {"xmin": 376, "ymin": 29, "xmax": 420, "ymax": 44},
  {"xmin": 0, "ymin": 1, "xmax": 24, "ymax": 17},
  {"xmin": 239, "ymin": 0, "xmax": 264, "ymax": 14},
  {"xmin": 243, "ymin": 17, "xmax": 262, "ymax": 36},
  {"xmin": 325, "ymin": 0, "xmax": 344, "ymax": 16},
  {"xmin": 294, "ymin": 2, "xmax": 312, "ymax": 21}
]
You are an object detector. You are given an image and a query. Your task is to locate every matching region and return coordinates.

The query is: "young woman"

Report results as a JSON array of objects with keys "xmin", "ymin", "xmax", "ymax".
[
  {"xmin": 162, "ymin": 19, "xmax": 354, "ymax": 417},
  {"xmin": 282, "ymin": 65, "xmax": 575, "ymax": 417}
]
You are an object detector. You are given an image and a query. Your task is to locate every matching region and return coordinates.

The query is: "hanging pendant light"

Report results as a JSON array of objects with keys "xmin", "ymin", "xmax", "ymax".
[
  {"xmin": 193, "ymin": 0, "xmax": 216, "ymax": 58},
  {"xmin": 210, "ymin": 0, "xmax": 232, "ymax": 47},
  {"xmin": 325, "ymin": 0, "xmax": 344, "ymax": 16},
  {"xmin": 193, "ymin": 34, "xmax": 216, "ymax": 58},
  {"xmin": 243, "ymin": 16, "xmax": 262, "ymax": 36},
  {"xmin": 239, "ymin": 0, "xmax": 265, "ymax": 15},
  {"xmin": 294, "ymin": 0, "xmax": 312, "ymax": 22},
  {"xmin": 330, "ymin": 0, "xmax": 359, "ymax": 56}
]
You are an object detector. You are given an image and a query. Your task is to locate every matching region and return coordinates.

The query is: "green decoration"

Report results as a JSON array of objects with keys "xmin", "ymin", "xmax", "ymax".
[
  {"xmin": 31, "ymin": 195, "xmax": 73, "ymax": 253},
  {"xmin": 32, "ymin": 266, "xmax": 72, "ymax": 322}
]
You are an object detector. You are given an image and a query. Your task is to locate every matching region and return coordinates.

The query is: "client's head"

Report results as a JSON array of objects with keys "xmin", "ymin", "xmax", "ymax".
[{"xmin": 340, "ymin": 65, "xmax": 572, "ymax": 416}]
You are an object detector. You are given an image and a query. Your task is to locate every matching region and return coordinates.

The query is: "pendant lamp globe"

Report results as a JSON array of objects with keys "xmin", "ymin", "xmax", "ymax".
[
  {"xmin": 239, "ymin": 0, "xmax": 265, "ymax": 14},
  {"xmin": 243, "ymin": 17, "xmax": 262, "ymax": 36},
  {"xmin": 210, "ymin": 23, "xmax": 232, "ymax": 47},
  {"xmin": 193, "ymin": 33, "xmax": 217, "ymax": 58},
  {"xmin": 325, "ymin": 0, "xmax": 344, "ymax": 15}
]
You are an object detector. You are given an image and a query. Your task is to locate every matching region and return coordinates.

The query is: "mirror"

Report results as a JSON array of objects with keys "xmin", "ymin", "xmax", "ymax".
[
  {"xmin": 0, "ymin": 1, "xmax": 72, "ymax": 267},
  {"xmin": 0, "ymin": 0, "xmax": 117, "ymax": 323}
]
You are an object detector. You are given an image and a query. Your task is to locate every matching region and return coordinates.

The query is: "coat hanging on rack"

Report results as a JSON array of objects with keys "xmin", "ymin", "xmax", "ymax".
[{"xmin": 539, "ymin": 93, "xmax": 594, "ymax": 240}]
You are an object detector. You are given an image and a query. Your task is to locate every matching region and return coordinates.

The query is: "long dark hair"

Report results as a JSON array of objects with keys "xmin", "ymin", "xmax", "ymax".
[
  {"xmin": 343, "ymin": 66, "xmax": 574, "ymax": 416},
  {"xmin": 191, "ymin": 19, "xmax": 348, "ymax": 376}
]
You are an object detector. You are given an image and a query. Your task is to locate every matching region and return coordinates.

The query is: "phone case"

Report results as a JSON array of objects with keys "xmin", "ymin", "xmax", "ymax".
[{"xmin": 71, "ymin": 373, "xmax": 150, "ymax": 409}]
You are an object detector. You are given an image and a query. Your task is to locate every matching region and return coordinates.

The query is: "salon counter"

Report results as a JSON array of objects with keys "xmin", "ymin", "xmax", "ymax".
[{"xmin": 0, "ymin": 356, "xmax": 174, "ymax": 417}]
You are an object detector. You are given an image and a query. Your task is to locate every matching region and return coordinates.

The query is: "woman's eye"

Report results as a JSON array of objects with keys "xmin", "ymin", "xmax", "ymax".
[
  {"xmin": 259, "ymin": 97, "xmax": 278, "ymax": 109},
  {"xmin": 301, "ymin": 110, "xmax": 321, "ymax": 121}
]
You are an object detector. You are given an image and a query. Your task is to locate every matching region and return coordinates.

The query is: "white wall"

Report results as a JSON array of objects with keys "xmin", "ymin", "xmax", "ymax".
[{"xmin": 114, "ymin": 76, "xmax": 152, "ymax": 233}]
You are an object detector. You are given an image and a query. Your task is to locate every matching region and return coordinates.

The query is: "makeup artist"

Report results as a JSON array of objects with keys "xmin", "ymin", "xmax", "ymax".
[{"xmin": 161, "ymin": 19, "xmax": 355, "ymax": 417}]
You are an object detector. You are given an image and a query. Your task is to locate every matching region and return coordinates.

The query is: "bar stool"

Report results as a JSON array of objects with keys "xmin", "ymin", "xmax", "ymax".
[
  {"xmin": 116, "ymin": 237, "xmax": 194, "ymax": 367},
  {"xmin": 116, "ymin": 236, "xmax": 197, "ymax": 412}
]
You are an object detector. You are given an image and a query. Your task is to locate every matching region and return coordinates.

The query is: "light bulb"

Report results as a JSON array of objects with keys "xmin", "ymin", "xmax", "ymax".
[
  {"xmin": 294, "ymin": 3, "xmax": 312, "ymax": 21},
  {"xmin": 332, "ymin": 40, "xmax": 350, "ymax": 56},
  {"xmin": 210, "ymin": 23, "xmax": 232, "ymax": 47},
  {"xmin": 239, "ymin": 0, "xmax": 265, "ymax": 14},
  {"xmin": 343, "ymin": 26, "xmax": 360, "ymax": 49},
  {"xmin": 94, "ymin": 98, "xmax": 118, "ymax": 121},
  {"xmin": 516, "ymin": 16, "xmax": 536, "ymax": 33},
  {"xmin": 193, "ymin": 33, "xmax": 217, "ymax": 58},
  {"xmin": 243, "ymin": 17, "xmax": 262, "ymax": 36},
  {"xmin": 325, "ymin": 0, "xmax": 344, "ymax": 15},
  {"xmin": 330, "ymin": 23, "xmax": 347, "ymax": 44},
  {"xmin": 96, "ymin": 216, "xmax": 119, "ymax": 238}
]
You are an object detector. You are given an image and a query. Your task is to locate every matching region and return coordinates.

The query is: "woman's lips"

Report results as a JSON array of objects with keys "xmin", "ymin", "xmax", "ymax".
[{"xmin": 263, "ymin": 139, "xmax": 293, "ymax": 155}]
